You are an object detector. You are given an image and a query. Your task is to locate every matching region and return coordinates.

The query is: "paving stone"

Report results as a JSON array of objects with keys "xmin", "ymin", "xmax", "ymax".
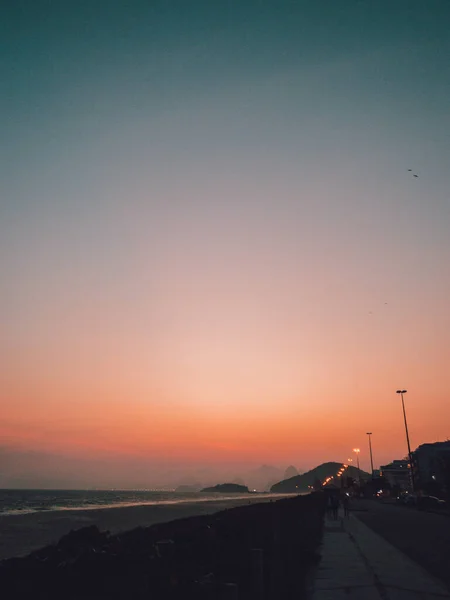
[
  {"xmin": 314, "ymin": 586, "xmax": 382, "ymax": 599},
  {"xmin": 312, "ymin": 510, "xmax": 450, "ymax": 600},
  {"xmin": 384, "ymin": 586, "xmax": 450, "ymax": 600},
  {"xmin": 347, "ymin": 516, "xmax": 450, "ymax": 597}
]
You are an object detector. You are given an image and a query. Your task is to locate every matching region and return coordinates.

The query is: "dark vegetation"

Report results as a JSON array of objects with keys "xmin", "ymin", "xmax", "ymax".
[
  {"xmin": 201, "ymin": 483, "xmax": 249, "ymax": 493},
  {"xmin": 0, "ymin": 494, "xmax": 325, "ymax": 600}
]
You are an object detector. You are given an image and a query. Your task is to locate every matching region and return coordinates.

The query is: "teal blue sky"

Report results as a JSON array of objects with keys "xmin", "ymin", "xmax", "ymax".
[{"xmin": 2, "ymin": 1, "xmax": 450, "ymax": 484}]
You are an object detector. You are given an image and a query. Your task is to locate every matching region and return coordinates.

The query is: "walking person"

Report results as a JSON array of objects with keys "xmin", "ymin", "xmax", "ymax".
[
  {"xmin": 326, "ymin": 494, "xmax": 333, "ymax": 519},
  {"xmin": 332, "ymin": 494, "xmax": 340, "ymax": 520},
  {"xmin": 342, "ymin": 493, "xmax": 350, "ymax": 517}
]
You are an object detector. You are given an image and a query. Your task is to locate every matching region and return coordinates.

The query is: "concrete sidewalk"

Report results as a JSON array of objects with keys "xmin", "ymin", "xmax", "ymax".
[{"xmin": 312, "ymin": 511, "xmax": 450, "ymax": 599}]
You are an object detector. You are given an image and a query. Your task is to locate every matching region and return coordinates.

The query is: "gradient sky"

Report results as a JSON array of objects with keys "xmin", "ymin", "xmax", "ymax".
[{"xmin": 2, "ymin": 0, "xmax": 450, "ymax": 488}]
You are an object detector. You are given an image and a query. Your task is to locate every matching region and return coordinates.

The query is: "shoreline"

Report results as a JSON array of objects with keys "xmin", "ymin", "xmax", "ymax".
[
  {"xmin": 0, "ymin": 492, "xmax": 291, "ymax": 517},
  {"xmin": 0, "ymin": 493, "xmax": 325, "ymax": 599},
  {"xmin": 0, "ymin": 493, "xmax": 294, "ymax": 561}
]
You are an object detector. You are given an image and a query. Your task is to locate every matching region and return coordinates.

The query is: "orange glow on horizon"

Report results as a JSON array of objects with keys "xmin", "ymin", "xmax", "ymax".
[{"xmin": 3, "ymin": 358, "xmax": 450, "ymax": 473}]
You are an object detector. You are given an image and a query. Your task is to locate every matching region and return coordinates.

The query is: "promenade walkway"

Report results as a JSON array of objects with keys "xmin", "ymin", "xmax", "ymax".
[{"xmin": 312, "ymin": 510, "xmax": 450, "ymax": 599}]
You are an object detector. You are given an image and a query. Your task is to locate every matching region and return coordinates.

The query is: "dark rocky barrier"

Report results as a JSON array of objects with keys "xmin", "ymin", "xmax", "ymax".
[{"xmin": 0, "ymin": 493, "xmax": 325, "ymax": 599}]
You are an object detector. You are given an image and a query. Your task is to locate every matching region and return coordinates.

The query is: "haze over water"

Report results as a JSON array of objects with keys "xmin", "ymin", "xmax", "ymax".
[{"xmin": 2, "ymin": 1, "xmax": 450, "ymax": 489}]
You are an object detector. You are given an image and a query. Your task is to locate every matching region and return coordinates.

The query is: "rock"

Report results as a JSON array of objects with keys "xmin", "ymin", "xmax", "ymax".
[{"xmin": 56, "ymin": 525, "xmax": 109, "ymax": 553}]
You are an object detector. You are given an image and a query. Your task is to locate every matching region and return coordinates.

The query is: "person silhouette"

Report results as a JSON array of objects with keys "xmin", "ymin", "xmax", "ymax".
[
  {"xmin": 332, "ymin": 494, "xmax": 340, "ymax": 520},
  {"xmin": 342, "ymin": 493, "xmax": 350, "ymax": 517},
  {"xmin": 327, "ymin": 495, "xmax": 334, "ymax": 519}
]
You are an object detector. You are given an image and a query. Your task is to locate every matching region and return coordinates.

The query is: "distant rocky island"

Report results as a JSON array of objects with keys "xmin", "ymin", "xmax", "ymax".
[{"xmin": 201, "ymin": 483, "xmax": 249, "ymax": 493}]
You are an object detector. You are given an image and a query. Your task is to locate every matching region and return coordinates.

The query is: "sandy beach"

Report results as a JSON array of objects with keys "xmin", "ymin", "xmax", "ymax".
[
  {"xmin": 0, "ymin": 494, "xmax": 286, "ymax": 561},
  {"xmin": 0, "ymin": 493, "xmax": 324, "ymax": 599}
]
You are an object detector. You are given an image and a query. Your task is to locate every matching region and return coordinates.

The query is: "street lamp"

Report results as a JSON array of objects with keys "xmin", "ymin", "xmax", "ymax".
[
  {"xmin": 366, "ymin": 433, "xmax": 374, "ymax": 477},
  {"xmin": 353, "ymin": 448, "xmax": 361, "ymax": 484},
  {"xmin": 396, "ymin": 389, "xmax": 415, "ymax": 491}
]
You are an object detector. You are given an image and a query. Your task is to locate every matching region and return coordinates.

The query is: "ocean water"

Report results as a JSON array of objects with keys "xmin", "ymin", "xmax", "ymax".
[{"xmin": 0, "ymin": 489, "xmax": 257, "ymax": 516}]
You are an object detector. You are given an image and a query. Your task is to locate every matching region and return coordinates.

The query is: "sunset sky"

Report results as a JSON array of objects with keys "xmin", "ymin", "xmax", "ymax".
[{"xmin": 2, "ymin": 0, "xmax": 450, "ymax": 488}]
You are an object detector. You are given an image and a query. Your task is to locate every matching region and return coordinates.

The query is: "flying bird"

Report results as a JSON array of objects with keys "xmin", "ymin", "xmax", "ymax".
[
  {"xmin": 408, "ymin": 169, "xmax": 412, "ymax": 171},
  {"xmin": 413, "ymin": 174, "xmax": 419, "ymax": 178}
]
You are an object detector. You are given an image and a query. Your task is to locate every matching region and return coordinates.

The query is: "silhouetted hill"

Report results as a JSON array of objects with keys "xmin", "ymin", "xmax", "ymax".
[
  {"xmin": 284, "ymin": 465, "xmax": 298, "ymax": 479},
  {"xmin": 201, "ymin": 483, "xmax": 249, "ymax": 493},
  {"xmin": 232, "ymin": 477, "xmax": 246, "ymax": 486},
  {"xmin": 270, "ymin": 462, "xmax": 369, "ymax": 493}
]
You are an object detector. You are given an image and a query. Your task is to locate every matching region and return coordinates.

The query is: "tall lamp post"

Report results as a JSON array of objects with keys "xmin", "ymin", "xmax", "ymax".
[
  {"xmin": 353, "ymin": 448, "xmax": 361, "ymax": 484},
  {"xmin": 396, "ymin": 390, "xmax": 415, "ymax": 491},
  {"xmin": 366, "ymin": 433, "xmax": 374, "ymax": 477}
]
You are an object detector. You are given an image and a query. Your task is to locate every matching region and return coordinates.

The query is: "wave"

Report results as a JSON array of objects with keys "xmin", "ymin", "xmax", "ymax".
[{"xmin": 0, "ymin": 490, "xmax": 291, "ymax": 517}]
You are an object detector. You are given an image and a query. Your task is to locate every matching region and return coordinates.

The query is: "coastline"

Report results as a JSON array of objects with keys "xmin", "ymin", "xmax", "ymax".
[
  {"xmin": 0, "ymin": 491, "xmax": 289, "ymax": 517},
  {"xmin": 0, "ymin": 493, "xmax": 325, "ymax": 599},
  {"xmin": 0, "ymin": 493, "xmax": 291, "ymax": 560}
]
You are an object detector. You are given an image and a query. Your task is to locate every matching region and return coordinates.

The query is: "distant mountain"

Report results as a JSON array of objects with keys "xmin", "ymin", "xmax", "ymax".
[
  {"xmin": 284, "ymin": 465, "xmax": 298, "ymax": 479},
  {"xmin": 232, "ymin": 465, "xmax": 284, "ymax": 492},
  {"xmin": 201, "ymin": 483, "xmax": 249, "ymax": 493},
  {"xmin": 270, "ymin": 462, "xmax": 369, "ymax": 493}
]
